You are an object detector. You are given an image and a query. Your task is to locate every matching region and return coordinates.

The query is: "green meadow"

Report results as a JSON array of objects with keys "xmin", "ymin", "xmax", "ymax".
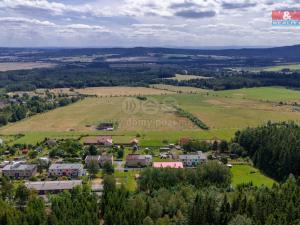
[{"xmin": 231, "ymin": 164, "xmax": 276, "ymax": 188}]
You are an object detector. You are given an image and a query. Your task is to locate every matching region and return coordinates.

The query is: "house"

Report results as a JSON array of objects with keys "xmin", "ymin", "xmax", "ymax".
[
  {"xmin": 125, "ymin": 154, "xmax": 152, "ymax": 167},
  {"xmin": 153, "ymin": 162, "xmax": 184, "ymax": 169},
  {"xmin": 22, "ymin": 149, "xmax": 29, "ymax": 155},
  {"xmin": 25, "ymin": 180, "xmax": 82, "ymax": 194},
  {"xmin": 83, "ymin": 136, "xmax": 113, "ymax": 146},
  {"xmin": 49, "ymin": 163, "xmax": 84, "ymax": 177},
  {"xmin": 85, "ymin": 155, "xmax": 113, "ymax": 167},
  {"xmin": 2, "ymin": 162, "xmax": 37, "ymax": 178},
  {"xmin": 179, "ymin": 151, "xmax": 207, "ymax": 167}
]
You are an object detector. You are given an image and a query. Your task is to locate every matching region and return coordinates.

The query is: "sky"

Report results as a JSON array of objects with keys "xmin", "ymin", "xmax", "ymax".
[{"xmin": 0, "ymin": 0, "xmax": 300, "ymax": 47}]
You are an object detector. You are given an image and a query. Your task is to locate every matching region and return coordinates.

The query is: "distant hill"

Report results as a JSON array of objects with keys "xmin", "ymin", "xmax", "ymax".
[{"xmin": 0, "ymin": 44, "xmax": 300, "ymax": 60}]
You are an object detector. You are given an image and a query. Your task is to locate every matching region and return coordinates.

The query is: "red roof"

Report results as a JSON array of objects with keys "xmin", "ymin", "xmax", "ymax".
[{"xmin": 153, "ymin": 162, "xmax": 184, "ymax": 169}]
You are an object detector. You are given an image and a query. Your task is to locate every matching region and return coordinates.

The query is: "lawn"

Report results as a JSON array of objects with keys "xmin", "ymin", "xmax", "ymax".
[{"xmin": 231, "ymin": 164, "xmax": 275, "ymax": 187}]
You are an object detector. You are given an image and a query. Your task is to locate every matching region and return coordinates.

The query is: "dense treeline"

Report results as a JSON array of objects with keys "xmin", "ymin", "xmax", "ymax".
[
  {"xmin": 101, "ymin": 175, "xmax": 300, "ymax": 225},
  {"xmin": 164, "ymin": 72, "xmax": 300, "ymax": 90},
  {"xmin": 0, "ymin": 177, "xmax": 99, "ymax": 225},
  {"xmin": 175, "ymin": 106, "xmax": 209, "ymax": 130},
  {"xmin": 138, "ymin": 161, "xmax": 231, "ymax": 191},
  {"xmin": 234, "ymin": 122, "xmax": 300, "ymax": 181},
  {"xmin": 0, "ymin": 65, "xmax": 175, "ymax": 92}
]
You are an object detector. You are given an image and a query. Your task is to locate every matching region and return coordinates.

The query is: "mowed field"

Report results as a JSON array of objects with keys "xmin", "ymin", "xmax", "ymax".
[
  {"xmin": 75, "ymin": 86, "xmax": 172, "ymax": 96},
  {"xmin": 263, "ymin": 63, "xmax": 300, "ymax": 72},
  {"xmin": 0, "ymin": 62, "xmax": 56, "ymax": 71},
  {"xmin": 0, "ymin": 97, "xmax": 196, "ymax": 133},
  {"xmin": 231, "ymin": 164, "xmax": 275, "ymax": 187},
  {"xmin": 1, "ymin": 86, "xmax": 300, "ymax": 145}
]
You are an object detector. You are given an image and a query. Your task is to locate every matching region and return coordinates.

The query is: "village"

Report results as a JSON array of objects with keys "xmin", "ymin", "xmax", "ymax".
[{"xmin": 0, "ymin": 134, "xmax": 231, "ymax": 195}]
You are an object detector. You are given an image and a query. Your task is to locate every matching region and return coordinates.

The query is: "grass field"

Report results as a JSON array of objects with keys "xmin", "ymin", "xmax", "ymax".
[
  {"xmin": 216, "ymin": 87, "xmax": 300, "ymax": 102},
  {"xmin": 166, "ymin": 74, "xmax": 212, "ymax": 81},
  {"xmin": 75, "ymin": 86, "xmax": 172, "ymax": 96},
  {"xmin": 2, "ymin": 86, "xmax": 300, "ymax": 145},
  {"xmin": 159, "ymin": 90, "xmax": 300, "ymax": 130},
  {"xmin": 231, "ymin": 164, "xmax": 275, "ymax": 187},
  {"xmin": 263, "ymin": 64, "xmax": 300, "ymax": 72}
]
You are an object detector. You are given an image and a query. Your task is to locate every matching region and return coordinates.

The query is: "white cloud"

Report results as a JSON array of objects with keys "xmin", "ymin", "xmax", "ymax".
[{"xmin": 0, "ymin": 0, "xmax": 300, "ymax": 47}]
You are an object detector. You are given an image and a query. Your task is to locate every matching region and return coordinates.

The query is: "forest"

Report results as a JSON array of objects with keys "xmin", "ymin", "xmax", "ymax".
[
  {"xmin": 1, "ymin": 165, "xmax": 300, "ymax": 225},
  {"xmin": 234, "ymin": 122, "xmax": 300, "ymax": 181}
]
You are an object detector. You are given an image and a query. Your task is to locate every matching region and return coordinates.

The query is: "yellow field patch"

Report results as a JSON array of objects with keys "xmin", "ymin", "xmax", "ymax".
[{"xmin": 0, "ymin": 97, "xmax": 196, "ymax": 133}]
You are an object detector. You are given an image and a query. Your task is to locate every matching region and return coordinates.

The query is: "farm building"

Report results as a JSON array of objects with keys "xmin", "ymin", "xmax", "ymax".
[
  {"xmin": 125, "ymin": 154, "xmax": 152, "ymax": 167},
  {"xmin": 179, "ymin": 151, "xmax": 207, "ymax": 167},
  {"xmin": 25, "ymin": 180, "xmax": 82, "ymax": 194},
  {"xmin": 153, "ymin": 162, "xmax": 184, "ymax": 169},
  {"xmin": 85, "ymin": 154, "xmax": 113, "ymax": 167},
  {"xmin": 97, "ymin": 122, "xmax": 114, "ymax": 131},
  {"xmin": 49, "ymin": 163, "xmax": 84, "ymax": 177},
  {"xmin": 83, "ymin": 136, "xmax": 113, "ymax": 146},
  {"xmin": 2, "ymin": 162, "xmax": 37, "ymax": 178}
]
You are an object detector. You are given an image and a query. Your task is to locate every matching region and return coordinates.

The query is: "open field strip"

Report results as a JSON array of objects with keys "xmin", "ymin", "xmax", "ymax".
[
  {"xmin": 231, "ymin": 164, "xmax": 276, "ymax": 188},
  {"xmin": 166, "ymin": 74, "xmax": 212, "ymax": 81},
  {"xmin": 215, "ymin": 86, "xmax": 300, "ymax": 102},
  {"xmin": 0, "ymin": 62, "xmax": 56, "ymax": 71},
  {"xmin": 74, "ymin": 86, "xmax": 173, "ymax": 96},
  {"xmin": 262, "ymin": 63, "xmax": 300, "ymax": 72}
]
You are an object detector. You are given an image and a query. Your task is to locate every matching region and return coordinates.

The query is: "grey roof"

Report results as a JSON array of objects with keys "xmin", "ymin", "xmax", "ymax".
[
  {"xmin": 49, "ymin": 163, "xmax": 83, "ymax": 170},
  {"xmin": 25, "ymin": 180, "xmax": 82, "ymax": 191},
  {"xmin": 3, "ymin": 163, "xmax": 36, "ymax": 171},
  {"xmin": 179, "ymin": 154, "xmax": 207, "ymax": 160}
]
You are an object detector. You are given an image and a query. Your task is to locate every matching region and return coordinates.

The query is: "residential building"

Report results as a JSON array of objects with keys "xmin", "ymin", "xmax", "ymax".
[
  {"xmin": 2, "ymin": 162, "xmax": 37, "ymax": 178},
  {"xmin": 153, "ymin": 162, "xmax": 184, "ymax": 169},
  {"xmin": 179, "ymin": 152, "xmax": 207, "ymax": 167},
  {"xmin": 83, "ymin": 136, "xmax": 113, "ymax": 146},
  {"xmin": 85, "ymin": 155, "xmax": 113, "ymax": 167},
  {"xmin": 25, "ymin": 180, "xmax": 82, "ymax": 194},
  {"xmin": 125, "ymin": 154, "xmax": 152, "ymax": 167},
  {"xmin": 49, "ymin": 163, "xmax": 84, "ymax": 177}
]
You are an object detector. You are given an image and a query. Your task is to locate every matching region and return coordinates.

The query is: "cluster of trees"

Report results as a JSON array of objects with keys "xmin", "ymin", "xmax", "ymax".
[
  {"xmin": 0, "ymin": 94, "xmax": 83, "ymax": 126},
  {"xmin": 175, "ymin": 106, "xmax": 209, "ymax": 130},
  {"xmin": 0, "ymin": 177, "xmax": 99, "ymax": 225},
  {"xmin": 101, "ymin": 174, "xmax": 300, "ymax": 225},
  {"xmin": 234, "ymin": 122, "xmax": 300, "ymax": 181},
  {"xmin": 49, "ymin": 140, "xmax": 83, "ymax": 159},
  {"xmin": 138, "ymin": 161, "xmax": 232, "ymax": 191}
]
